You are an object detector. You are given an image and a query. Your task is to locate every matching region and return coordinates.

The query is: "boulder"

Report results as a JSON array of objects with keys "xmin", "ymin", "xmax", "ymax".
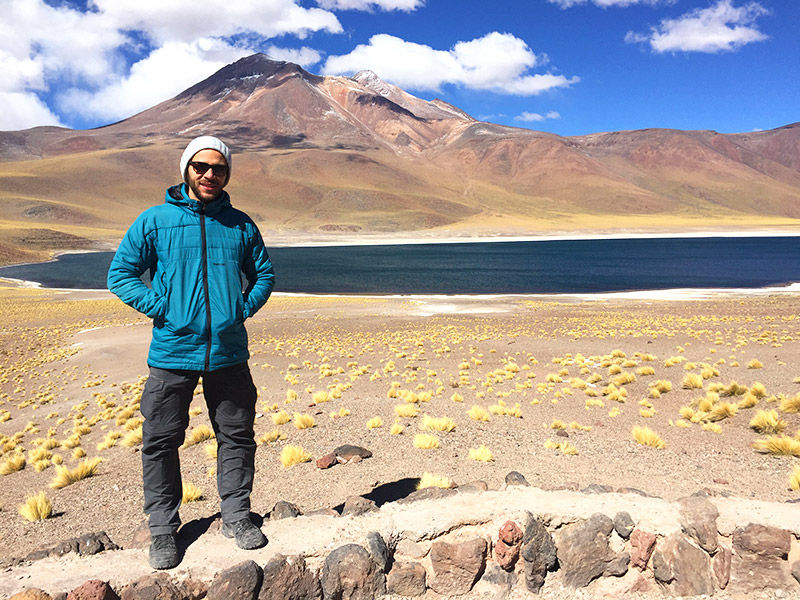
[
  {"xmin": 629, "ymin": 529, "xmax": 656, "ymax": 571},
  {"xmin": 207, "ymin": 560, "xmax": 262, "ymax": 600},
  {"xmin": 494, "ymin": 520, "xmax": 523, "ymax": 571},
  {"xmin": 341, "ymin": 496, "xmax": 377, "ymax": 517},
  {"xmin": 8, "ymin": 590, "xmax": 53, "ymax": 600},
  {"xmin": 652, "ymin": 532, "xmax": 714, "ymax": 597},
  {"xmin": 270, "ymin": 500, "xmax": 302, "ymax": 520},
  {"xmin": 119, "ymin": 573, "xmax": 184, "ymax": 600},
  {"xmin": 504, "ymin": 471, "xmax": 529, "ymax": 487},
  {"xmin": 320, "ymin": 544, "xmax": 385, "ymax": 600},
  {"xmin": 520, "ymin": 514, "xmax": 557, "ymax": 593},
  {"xmin": 365, "ymin": 532, "xmax": 390, "ymax": 573},
  {"xmin": 259, "ymin": 554, "xmax": 321, "ymax": 600},
  {"xmin": 429, "ymin": 537, "xmax": 487, "ymax": 595},
  {"xmin": 66, "ymin": 580, "xmax": 119, "ymax": 600},
  {"xmin": 729, "ymin": 524, "xmax": 794, "ymax": 593},
  {"xmin": 555, "ymin": 513, "xmax": 617, "ymax": 588},
  {"xmin": 386, "ymin": 562, "xmax": 426, "ymax": 597},
  {"xmin": 613, "ymin": 512, "xmax": 635, "ymax": 540},
  {"xmin": 678, "ymin": 496, "xmax": 719, "ymax": 554},
  {"xmin": 713, "ymin": 546, "xmax": 732, "ymax": 590}
]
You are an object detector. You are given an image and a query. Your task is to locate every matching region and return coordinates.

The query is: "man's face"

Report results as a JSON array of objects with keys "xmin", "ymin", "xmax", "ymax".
[{"xmin": 186, "ymin": 149, "xmax": 228, "ymax": 203}]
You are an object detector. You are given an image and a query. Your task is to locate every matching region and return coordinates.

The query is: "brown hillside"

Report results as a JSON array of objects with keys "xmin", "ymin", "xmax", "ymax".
[{"xmin": 0, "ymin": 54, "xmax": 799, "ymax": 263}]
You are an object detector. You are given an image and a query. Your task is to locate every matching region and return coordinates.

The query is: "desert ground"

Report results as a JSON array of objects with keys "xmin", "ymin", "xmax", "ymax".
[{"xmin": 1, "ymin": 280, "xmax": 800, "ymax": 571}]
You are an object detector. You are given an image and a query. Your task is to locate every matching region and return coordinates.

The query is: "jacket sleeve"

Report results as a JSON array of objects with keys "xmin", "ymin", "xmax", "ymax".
[
  {"xmin": 107, "ymin": 212, "xmax": 167, "ymax": 320},
  {"xmin": 241, "ymin": 224, "xmax": 275, "ymax": 319}
]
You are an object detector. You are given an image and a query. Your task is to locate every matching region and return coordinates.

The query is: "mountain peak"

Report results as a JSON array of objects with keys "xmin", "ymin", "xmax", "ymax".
[
  {"xmin": 177, "ymin": 53, "xmax": 321, "ymax": 101},
  {"xmin": 353, "ymin": 70, "xmax": 392, "ymax": 97}
]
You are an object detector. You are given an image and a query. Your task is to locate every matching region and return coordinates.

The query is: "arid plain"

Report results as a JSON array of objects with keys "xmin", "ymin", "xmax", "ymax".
[{"xmin": 2, "ymin": 281, "xmax": 800, "ymax": 563}]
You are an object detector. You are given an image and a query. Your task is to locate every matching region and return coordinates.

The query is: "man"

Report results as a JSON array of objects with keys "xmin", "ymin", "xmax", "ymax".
[{"xmin": 108, "ymin": 136, "xmax": 274, "ymax": 570}]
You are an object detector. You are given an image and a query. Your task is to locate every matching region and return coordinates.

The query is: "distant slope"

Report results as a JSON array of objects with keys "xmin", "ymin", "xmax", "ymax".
[{"xmin": 0, "ymin": 54, "xmax": 798, "ymax": 264}]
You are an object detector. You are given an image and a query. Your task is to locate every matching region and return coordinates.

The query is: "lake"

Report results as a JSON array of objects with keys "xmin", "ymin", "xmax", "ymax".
[{"xmin": 1, "ymin": 236, "xmax": 798, "ymax": 295}]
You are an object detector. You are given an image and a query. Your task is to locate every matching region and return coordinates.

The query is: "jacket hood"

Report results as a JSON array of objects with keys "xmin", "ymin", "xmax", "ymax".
[{"xmin": 166, "ymin": 184, "xmax": 231, "ymax": 215}]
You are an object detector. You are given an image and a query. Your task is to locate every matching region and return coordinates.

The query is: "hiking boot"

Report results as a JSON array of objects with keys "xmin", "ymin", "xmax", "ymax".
[
  {"xmin": 149, "ymin": 533, "xmax": 180, "ymax": 570},
  {"xmin": 222, "ymin": 518, "xmax": 267, "ymax": 550}
]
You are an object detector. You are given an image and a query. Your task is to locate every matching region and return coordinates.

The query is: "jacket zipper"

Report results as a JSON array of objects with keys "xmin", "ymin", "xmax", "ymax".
[{"xmin": 200, "ymin": 206, "xmax": 212, "ymax": 372}]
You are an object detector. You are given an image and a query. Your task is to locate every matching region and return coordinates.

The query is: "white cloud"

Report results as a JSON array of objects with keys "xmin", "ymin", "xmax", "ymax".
[
  {"xmin": 263, "ymin": 46, "xmax": 323, "ymax": 68},
  {"xmin": 0, "ymin": 92, "xmax": 64, "ymax": 131},
  {"xmin": 515, "ymin": 111, "xmax": 561, "ymax": 122},
  {"xmin": 0, "ymin": 0, "xmax": 343, "ymax": 130},
  {"xmin": 316, "ymin": 0, "xmax": 424, "ymax": 10},
  {"xmin": 548, "ymin": 0, "xmax": 660, "ymax": 8},
  {"xmin": 322, "ymin": 32, "xmax": 579, "ymax": 95},
  {"xmin": 626, "ymin": 0, "xmax": 769, "ymax": 53}
]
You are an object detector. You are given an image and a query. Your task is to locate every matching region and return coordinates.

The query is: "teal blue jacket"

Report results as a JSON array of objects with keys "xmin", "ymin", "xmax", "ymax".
[{"xmin": 107, "ymin": 184, "xmax": 274, "ymax": 371}]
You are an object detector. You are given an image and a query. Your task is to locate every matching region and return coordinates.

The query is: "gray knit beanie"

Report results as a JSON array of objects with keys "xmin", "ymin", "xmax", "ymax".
[{"xmin": 180, "ymin": 136, "xmax": 232, "ymax": 185}]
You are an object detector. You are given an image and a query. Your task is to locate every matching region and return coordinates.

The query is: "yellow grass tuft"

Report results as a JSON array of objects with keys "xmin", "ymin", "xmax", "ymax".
[
  {"xmin": 18, "ymin": 492, "xmax": 52, "ymax": 522},
  {"xmin": 420, "ymin": 415, "xmax": 456, "ymax": 432},
  {"xmin": 258, "ymin": 429, "xmax": 286, "ymax": 444},
  {"xmin": 753, "ymin": 435, "xmax": 800, "ymax": 457},
  {"xmin": 50, "ymin": 457, "xmax": 102, "ymax": 489},
  {"xmin": 413, "ymin": 434, "xmax": 440, "ymax": 449},
  {"xmin": 550, "ymin": 419, "xmax": 567, "ymax": 430},
  {"xmin": 394, "ymin": 404, "xmax": 418, "ymax": 418},
  {"xmin": 750, "ymin": 382, "xmax": 768, "ymax": 398},
  {"xmin": 121, "ymin": 426, "xmax": 143, "ymax": 447},
  {"xmin": 650, "ymin": 380, "xmax": 672, "ymax": 394},
  {"xmin": 632, "ymin": 426, "xmax": 665, "ymax": 449},
  {"xmin": 366, "ymin": 416, "xmax": 383, "ymax": 429},
  {"xmin": 708, "ymin": 402, "xmax": 738, "ymax": 422},
  {"xmin": 722, "ymin": 381, "xmax": 748, "ymax": 397},
  {"xmin": 747, "ymin": 359, "xmax": 764, "ymax": 369},
  {"xmin": 280, "ymin": 445, "xmax": 312, "ymax": 467},
  {"xmin": 418, "ymin": 472, "xmax": 453, "ymax": 489},
  {"xmin": 181, "ymin": 482, "xmax": 203, "ymax": 503},
  {"xmin": 682, "ymin": 373, "xmax": 704, "ymax": 390},
  {"xmin": 467, "ymin": 405, "xmax": 490, "ymax": 422},
  {"xmin": 790, "ymin": 465, "xmax": 800, "ymax": 491},
  {"xmin": 312, "ymin": 390, "xmax": 330, "ymax": 404},
  {"xmin": 451, "ymin": 392, "xmax": 464, "ymax": 403},
  {"xmin": 390, "ymin": 422, "xmax": 404, "ymax": 435},
  {"xmin": 737, "ymin": 393, "xmax": 758, "ymax": 409},
  {"xmin": 0, "ymin": 453, "xmax": 26, "ymax": 475},
  {"xmin": 272, "ymin": 410, "xmax": 291, "ymax": 425},
  {"xmin": 779, "ymin": 394, "xmax": 800, "ymax": 414},
  {"xmin": 749, "ymin": 410, "xmax": 787, "ymax": 434},
  {"xmin": 672, "ymin": 419, "xmax": 691, "ymax": 428},
  {"xmin": 182, "ymin": 425, "xmax": 215, "ymax": 448},
  {"xmin": 204, "ymin": 442, "xmax": 218, "ymax": 459},
  {"xmin": 468, "ymin": 445, "xmax": 494, "ymax": 462},
  {"xmin": 702, "ymin": 422, "xmax": 723, "ymax": 434},
  {"xmin": 637, "ymin": 366, "xmax": 656, "ymax": 376},
  {"xmin": 293, "ymin": 413, "xmax": 316, "ymax": 430}
]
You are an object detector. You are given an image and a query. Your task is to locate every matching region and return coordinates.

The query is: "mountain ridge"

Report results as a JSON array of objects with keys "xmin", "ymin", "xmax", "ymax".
[{"xmin": 0, "ymin": 53, "xmax": 798, "ymax": 264}]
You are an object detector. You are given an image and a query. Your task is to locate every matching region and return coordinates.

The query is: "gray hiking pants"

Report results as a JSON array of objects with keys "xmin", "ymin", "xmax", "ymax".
[{"xmin": 140, "ymin": 362, "xmax": 257, "ymax": 535}]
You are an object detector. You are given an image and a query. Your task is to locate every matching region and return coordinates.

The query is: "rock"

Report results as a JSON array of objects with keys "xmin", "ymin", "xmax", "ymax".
[
  {"xmin": 177, "ymin": 579, "xmax": 207, "ymax": 600},
  {"xmin": 66, "ymin": 581, "xmax": 119, "ymax": 600},
  {"xmin": 652, "ymin": 532, "xmax": 714, "ymax": 597},
  {"xmin": 386, "ymin": 562, "xmax": 426, "ymax": 597},
  {"xmin": 678, "ymin": 495, "xmax": 719, "ymax": 554},
  {"xmin": 551, "ymin": 481, "xmax": 579, "ymax": 491},
  {"xmin": 458, "ymin": 480, "xmax": 488, "ymax": 493},
  {"xmin": 259, "ymin": 554, "xmax": 321, "ymax": 600},
  {"xmin": 733, "ymin": 523, "xmax": 791, "ymax": 558},
  {"xmin": 629, "ymin": 529, "xmax": 656, "ymax": 571},
  {"xmin": 555, "ymin": 429, "xmax": 569, "ymax": 438},
  {"xmin": 713, "ymin": 546, "xmax": 732, "ymax": 589},
  {"xmin": 613, "ymin": 512, "xmax": 635, "ymax": 540},
  {"xmin": 792, "ymin": 561, "xmax": 800, "ymax": 585},
  {"xmin": 395, "ymin": 539, "xmax": 428, "ymax": 559},
  {"xmin": 207, "ymin": 560, "xmax": 263, "ymax": 600},
  {"xmin": 556, "ymin": 513, "xmax": 615, "ymax": 588},
  {"xmin": 25, "ymin": 538, "xmax": 79, "ymax": 561},
  {"xmin": 77, "ymin": 533, "xmax": 105, "ymax": 557},
  {"xmin": 129, "ymin": 520, "xmax": 151, "ymax": 549},
  {"xmin": 581, "ymin": 484, "xmax": 613, "ymax": 494},
  {"xmin": 604, "ymin": 552, "xmax": 630, "ymax": 577},
  {"xmin": 316, "ymin": 453, "xmax": 337, "ymax": 469},
  {"xmin": 270, "ymin": 500, "xmax": 302, "ymax": 520},
  {"xmin": 520, "ymin": 514, "xmax": 557, "ymax": 593},
  {"xmin": 8, "ymin": 590, "xmax": 53, "ymax": 600},
  {"xmin": 341, "ymin": 496, "xmax": 377, "ymax": 517},
  {"xmin": 365, "ymin": 532, "xmax": 390, "ymax": 573},
  {"xmin": 504, "ymin": 471, "xmax": 529, "ymax": 487},
  {"xmin": 729, "ymin": 524, "xmax": 794, "ymax": 593},
  {"xmin": 332, "ymin": 445, "xmax": 372, "ymax": 461},
  {"xmin": 495, "ymin": 520, "xmax": 523, "ymax": 571},
  {"xmin": 397, "ymin": 487, "xmax": 457, "ymax": 504},
  {"xmin": 54, "ymin": 594, "xmax": 68, "ymax": 600},
  {"xmin": 473, "ymin": 564, "xmax": 515, "ymax": 598},
  {"xmin": 429, "ymin": 537, "xmax": 487, "ymax": 596},
  {"xmin": 120, "ymin": 573, "xmax": 184, "ymax": 600},
  {"xmin": 320, "ymin": 544, "xmax": 385, "ymax": 600},
  {"xmin": 616, "ymin": 487, "xmax": 655, "ymax": 497}
]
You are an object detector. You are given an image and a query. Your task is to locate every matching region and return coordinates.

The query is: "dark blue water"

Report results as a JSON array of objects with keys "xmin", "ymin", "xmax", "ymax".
[{"xmin": 1, "ymin": 237, "xmax": 798, "ymax": 295}]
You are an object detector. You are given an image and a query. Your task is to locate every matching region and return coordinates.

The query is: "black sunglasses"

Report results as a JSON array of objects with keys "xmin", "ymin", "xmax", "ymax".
[{"xmin": 189, "ymin": 161, "xmax": 228, "ymax": 178}]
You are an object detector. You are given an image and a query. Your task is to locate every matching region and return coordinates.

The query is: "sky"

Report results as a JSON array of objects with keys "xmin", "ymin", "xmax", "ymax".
[{"xmin": 1, "ymin": 0, "xmax": 797, "ymax": 137}]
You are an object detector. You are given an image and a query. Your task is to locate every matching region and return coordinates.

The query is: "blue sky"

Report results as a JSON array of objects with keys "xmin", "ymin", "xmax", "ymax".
[{"xmin": 1, "ymin": 0, "xmax": 797, "ymax": 136}]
